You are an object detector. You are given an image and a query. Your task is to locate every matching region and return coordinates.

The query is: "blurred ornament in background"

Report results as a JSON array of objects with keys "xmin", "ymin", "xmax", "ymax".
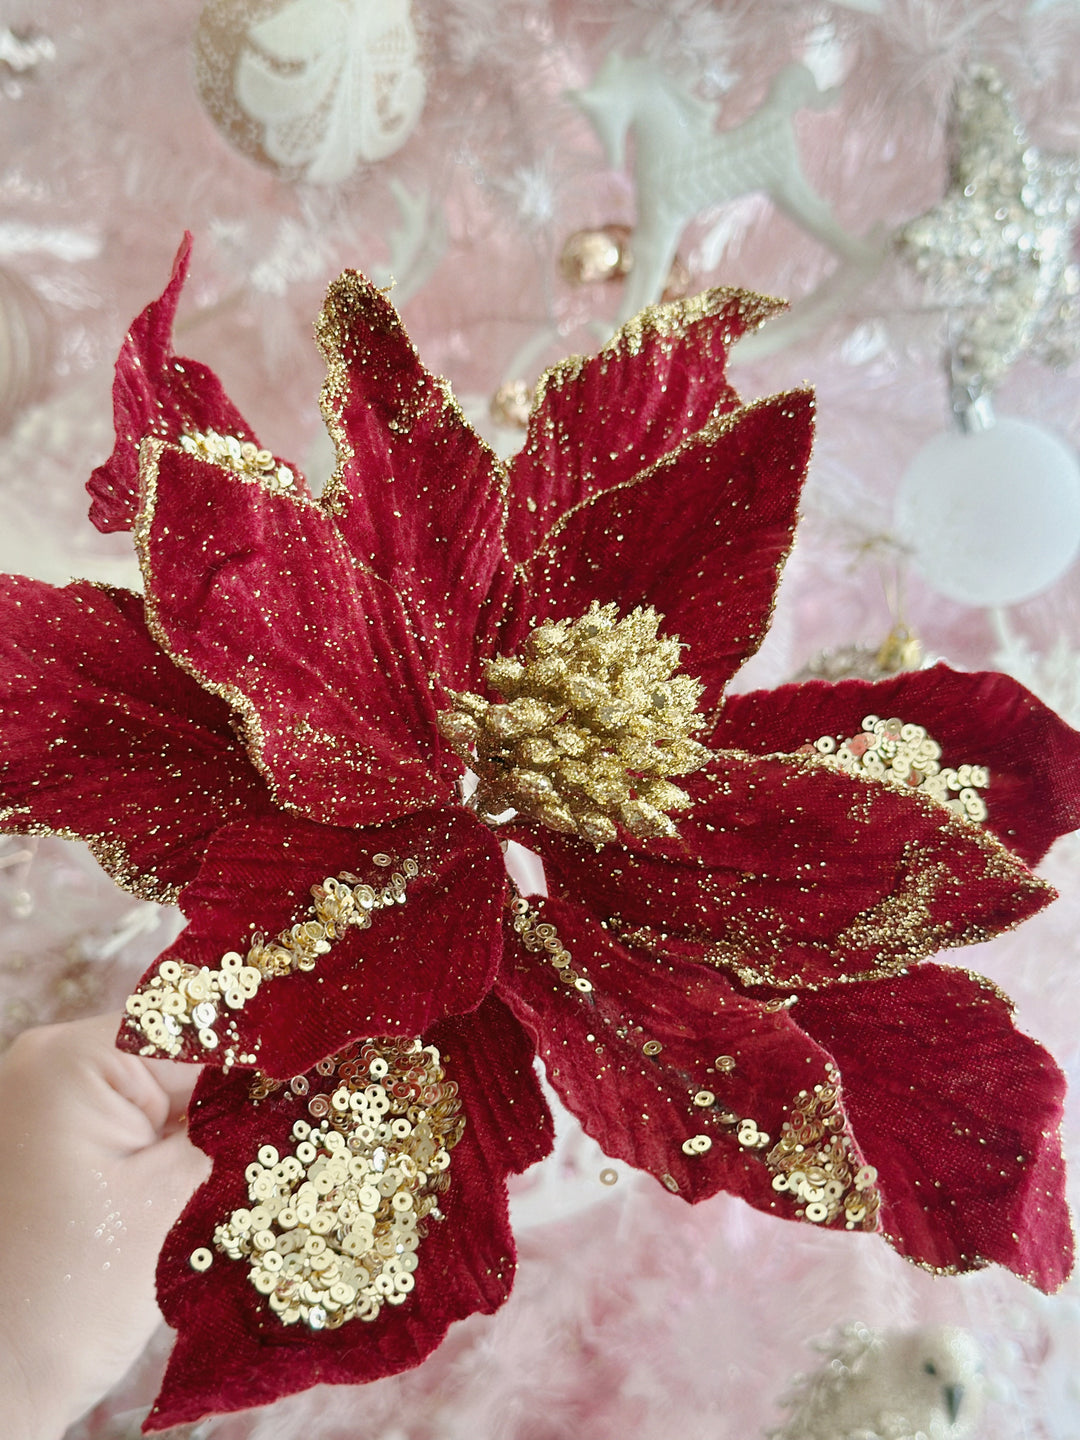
[
  {"xmin": 794, "ymin": 624, "xmax": 924, "ymax": 683},
  {"xmin": 0, "ymin": 26, "xmax": 54, "ymax": 98},
  {"xmin": 489, "ymin": 378, "xmax": 531, "ymax": 429},
  {"xmin": 570, "ymin": 56, "xmax": 876, "ymax": 323},
  {"xmin": 895, "ymin": 66, "xmax": 1080, "ymax": 419},
  {"xmin": 193, "ymin": 0, "xmax": 425, "ymax": 184},
  {"xmin": 559, "ymin": 225, "xmax": 634, "ymax": 285},
  {"xmin": 896, "ymin": 412, "xmax": 1080, "ymax": 608},
  {"xmin": 558, "ymin": 223, "xmax": 692, "ymax": 298},
  {"xmin": 770, "ymin": 1323, "xmax": 984, "ymax": 1440},
  {"xmin": 0, "ymin": 266, "xmax": 52, "ymax": 433}
]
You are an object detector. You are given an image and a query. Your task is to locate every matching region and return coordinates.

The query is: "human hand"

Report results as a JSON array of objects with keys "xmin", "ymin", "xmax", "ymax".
[{"xmin": 0, "ymin": 1014, "xmax": 210, "ymax": 1440}]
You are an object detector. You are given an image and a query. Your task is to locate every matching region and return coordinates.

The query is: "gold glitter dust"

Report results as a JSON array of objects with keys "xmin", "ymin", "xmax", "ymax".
[
  {"xmin": 440, "ymin": 601, "xmax": 707, "ymax": 844},
  {"xmin": 194, "ymin": 1035, "xmax": 463, "ymax": 1330},
  {"xmin": 0, "ymin": 814, "xmax": 180, "ymax": 906},
  {"xmin": 315, "ymin": 271, "xmax": 510, "ymax": 516},
  {"xmin": 135, "ymin": 439, "xmax": 315, "ymax": 815},
  {"xmin": 125, "ymin": 856, "xmax": 419, "ymax": 1058}
]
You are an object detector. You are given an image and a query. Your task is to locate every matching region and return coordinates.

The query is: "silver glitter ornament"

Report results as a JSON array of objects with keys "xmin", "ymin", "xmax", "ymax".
[{"xmin": 896, "ymin": 66, "xmax": 1080, "ymax": 418}]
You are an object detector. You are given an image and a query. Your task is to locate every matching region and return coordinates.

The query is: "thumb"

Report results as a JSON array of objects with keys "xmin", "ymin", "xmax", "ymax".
[{"xmin": 125, "ymin": 1125, "xmax": 212, "ymax": 1230}]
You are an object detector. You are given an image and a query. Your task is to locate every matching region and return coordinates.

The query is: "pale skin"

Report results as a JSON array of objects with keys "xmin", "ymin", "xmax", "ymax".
[{"xmin": 0, "ymin": 1015, "xmax": 209, "ymax": 1440}]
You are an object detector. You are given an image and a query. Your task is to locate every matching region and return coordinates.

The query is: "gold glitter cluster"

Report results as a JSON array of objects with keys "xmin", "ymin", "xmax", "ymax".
[
  {"xmin": 801, "ymin": 715, "xmax": 989, "ymax": 824},
  {"xmin": 179, "ymin": 428, "xmax": 296, "ymax": 493},
  {"xmin": 438, "ymin": 602, "xmax": 708, "ymax": 844},
  {"xmin": 188, "ymin": 1037, "xmax": 463, "ymax": 1331},
  {"xmin": 765, "ymin": 1070, "xmax": 880, "ymax": 1231},
  {"xmin": 125, "ymin": 854, "xmax": 418, "ymax": 1061},
  {"xmin": 509, "ymin": 895, "xmax": 593, "ymax": 993}
]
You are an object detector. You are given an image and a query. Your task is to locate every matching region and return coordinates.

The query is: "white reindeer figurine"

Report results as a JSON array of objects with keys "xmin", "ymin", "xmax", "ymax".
[{"xmin": 571, "ymin": 55, "xmax": 875, "ymax": 321}]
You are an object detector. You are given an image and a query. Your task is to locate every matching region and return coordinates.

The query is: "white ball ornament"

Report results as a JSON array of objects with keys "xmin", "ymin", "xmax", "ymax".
[
  {"xmin": 193, "ymin": 0, "xmax": 426, "ymax": 184},
  {"xmin": 896, "ymin": 417, "xmax": 1080, "ymax": 607}
]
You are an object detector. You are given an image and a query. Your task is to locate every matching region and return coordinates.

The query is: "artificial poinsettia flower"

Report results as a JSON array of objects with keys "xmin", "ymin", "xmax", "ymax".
[{"xmin": 1, "ymin": 236, "xmax": 1079, "ymax": 1426}]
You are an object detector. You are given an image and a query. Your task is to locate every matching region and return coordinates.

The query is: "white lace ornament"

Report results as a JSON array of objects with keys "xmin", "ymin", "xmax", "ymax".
[{"xmin": 194, "ymin": 0, "xmax": 425, "ymax": 184}]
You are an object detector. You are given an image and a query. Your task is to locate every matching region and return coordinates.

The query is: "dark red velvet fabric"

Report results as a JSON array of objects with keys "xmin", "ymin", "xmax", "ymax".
[
  {"xmin": 117, "ymin": 808, "xmax": 506, "ymax": 1077},
  {"xmin": 499, "ymin": 901, "xmax": 1072, "ymax": 1290},
  {"xmin": 514, "ymin": 748, "xmax": 1054, "ymax": 988},
  {"xmin": 712, "ymin": 665, "xmax": 1080, "ymax": 866},
  {"xmin": 140, "ymin": 443, "xmax": 459, "ymax": 827},
  {"xmin": 0, "ymin": 576, "xmax": 274, "ymax": 900},
  {"xmin": 87, "ymin": 234, "xmax": 306, "ymax": 534},
  {"xmin": 516, "ymin": 391, "xmax": 813, "ymax": 708},
  {"xmin": 317, "ymin": 273, "xmax": 515, "ymax": 695},
  {"xmin": 148, "ymin": 994, "xmax": 553, "ymax": 1429},
  {"xmin": 792, "ymin": 964, "xmax": 1072, "ymax": 1291},
  {"xmin": 504, "ymin": 287, "xmax": 786, "ymax": 561},
  {"xmin": 498, "ymin": 896, "xmax": 836, "ymax": 1210}
]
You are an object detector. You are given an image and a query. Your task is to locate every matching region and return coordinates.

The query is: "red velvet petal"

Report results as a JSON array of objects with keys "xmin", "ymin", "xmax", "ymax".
[
  {"xmin": 139, "ymin": 441, "xmax": 456, "ymax": 827},
  {"xmin": 0, "ymin": 577, "xmax": 272, "ymax": 902},
  {"xmin": 519, "ymin": 393, "xmax": 813, "ymax": 705},
  {"xmin": 792, "ymin": 963, "xmax": 1073, "ymax": 1291},
  {"xmin": 497, "ymin": 896, "xmax": 854, "ymax": 1212},
  {"xmin": 505, "ymin": 288, "xmax": 787, "ymax": 562},
  {"xmin": 87, "ymin": 235, "xmax": 304, "ymax": 534},
  {"xmin": 712, "ymin": 665, "xmax": 1080, "ymax": 865},
  {"xmin": 427, "ymin": 991, "xmax": 556, "ymax": 1180},
  {"xmin": 518, "ymin": 749, "xmax": 1053, "ymax": 988},
  {"xmin": 118, "ymin": 807, "xmax": 506, "ymax": 1078},
  {"xmin": 147, "ymin": 994, "xmax": 551, "ymax": 1429},
  {"xmin": 316, "ymin": 272, "xmax": 516, "ymax": 690}
]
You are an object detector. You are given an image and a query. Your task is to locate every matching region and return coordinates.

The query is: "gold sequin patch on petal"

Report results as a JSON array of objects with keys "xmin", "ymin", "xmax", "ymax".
[
  {"xmin": 439, "ymin": 601, "xmax": 708, "ymax": 844},
  {"xmin": 765, "ymin": 1068, "xmax": 881, "ymax": 1231},
  {"xmin": 799, "ymin": 715, "xmax": 989, "ymax": 824},
  {"xmin": 180, "ymin": 429, "xmax": 296, "ymax": 494},
  {"xmin": 190, "ymin": 1036, "xmax": 463, "ymax": 1331},
  {"xmin": 125, "ymin": 855, "xmax": 419, "ymax": 1060}
]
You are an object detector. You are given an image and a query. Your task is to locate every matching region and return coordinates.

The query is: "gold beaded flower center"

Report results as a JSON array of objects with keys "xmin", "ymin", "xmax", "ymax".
[{"xmin": 438, "ymin": 601, "xmax": 708, "ymax": 844}]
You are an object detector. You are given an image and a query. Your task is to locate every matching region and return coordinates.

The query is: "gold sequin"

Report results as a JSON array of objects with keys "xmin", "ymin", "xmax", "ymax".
[
  {"xmin": 439, "ymin": 601, "xmax": 707, "ymax": 844},
  {"xmin": 764, "ymin": 1071, "xmax": 881, "ymax": 1232},
  {"xmin": 800, "ymin": 716, "xmax": 990, "ymax": 824},
  {"xmin": 124, "ymin": 858, "xmax": 419, "ymax": 1058},
  {"xmin": 207, "ymin": 1036, "xmax": 463, "ymax": 1330},
  {"xmin": 510, "ymin": 894, "xmax": 595, "ymax": 996},
  {"xmin": 180, "ymin": 429, "xmax": 296, "ymax": 494}
]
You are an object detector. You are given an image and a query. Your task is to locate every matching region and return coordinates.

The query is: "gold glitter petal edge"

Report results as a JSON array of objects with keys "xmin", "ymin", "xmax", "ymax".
[
  {"xmin": 314, "ymin": 270, "xmax": 512, "ymax": 518},
  {"xmin": 135, "ymin": 441, "xmax": 288, "ymax": 811},
  {"xmin": 688, "ymin": 754, "xmax": 1053, "ymax": 991},
  {"xmin": 530, "ymin": 286, "xmax": 786, "ymax": 409},
  {"xmin": 0, "ymin": 810, "xmax": 180, "ymax": 905},
  {"xmin": 534, "ymin": 391, "xmax": 811, "ymax": 561},
  {"xmin": 603, "ymin": 285, "xmax": 787, "ymax": 363},
  {"xmin": 135, "ymin": 438, "xmax": 344, "ymax": 821}
]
